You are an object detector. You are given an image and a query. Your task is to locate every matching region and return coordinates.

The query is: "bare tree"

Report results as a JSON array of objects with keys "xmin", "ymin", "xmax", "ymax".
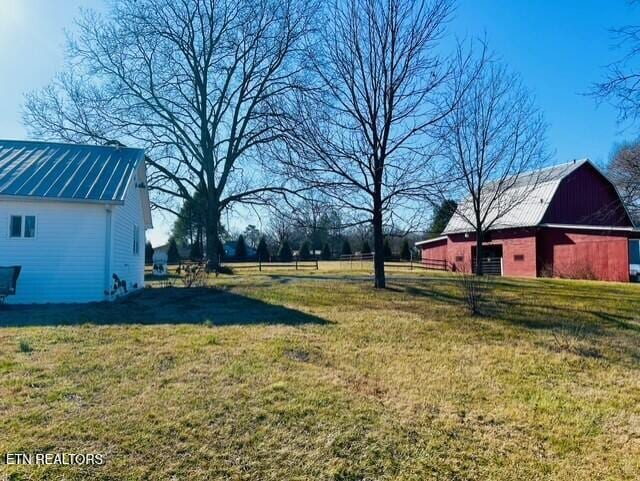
[
  {"xmin": 437, "ymin": 58, "xmax": 548, "ymax": 275},
  {"xmin": 279, "ymin": 0, "xmax": 464, "ymax": 288},
  {"xmin": 592, "ymin": 10, "xmax": 640, "ymax": 125},
  {"xmin": 609, "ymin": 140, "xmax": 640, "ymax": 224},
  {"xmin": 267, "ymin": 208, "xmax": 294, "ymax": 245},
  {"xmin": 23, "ymin": 0, "xmax": 312, "ymax": 270}
]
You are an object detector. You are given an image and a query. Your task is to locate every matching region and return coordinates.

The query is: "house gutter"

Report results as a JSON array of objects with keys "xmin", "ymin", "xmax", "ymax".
[
  {"xmin": 104, "ymin": 205, "xmax": 113, "ymax": 300},
  {"xmin": 415, "ymin": 235, "xmax": 448, "ymax": 246}
]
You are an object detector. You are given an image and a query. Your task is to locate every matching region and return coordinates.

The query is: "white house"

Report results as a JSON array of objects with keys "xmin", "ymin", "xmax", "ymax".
[{"xmin": 0, "ymin": 139, "xmax": 153, "ymax": 303}]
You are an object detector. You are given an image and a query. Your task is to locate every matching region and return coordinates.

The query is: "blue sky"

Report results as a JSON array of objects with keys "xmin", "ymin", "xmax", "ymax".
[{"xmin": 0, "ymin": 1, "xmax": 636, "ymax": 244}]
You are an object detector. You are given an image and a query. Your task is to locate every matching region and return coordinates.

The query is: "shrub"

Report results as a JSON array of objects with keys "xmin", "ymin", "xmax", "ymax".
[
  {"xmin": 553, "ymin": 260, "xmax": 597, "ymax": 280},
  {"xmin": 361, "ymin": 240, "xmax": 372, "ymax": 254},
  {"xmin": 341, "ymin": 240, "xmax": 352, "ymax": 256},
  {"xmin": 19, "ymin": 340, "xmax": 33, "ymax": 353},
  {"xmin": 178, "ymin": 263, "xmax": 208, "ymax": 288},
  {"xmin": 321, "ymin": 243, "xmax": 332, "ymax": 260},
  {"xmin": 216, "ymin": 265, "xmax": 234, "ymax": 275},
  {"xmin": 455, "ymin": 270, "xmax": 493, "ymax": 316},
  {"xmin": 278, "ymin": 240, "xmax": 293, "ymax": 262}
]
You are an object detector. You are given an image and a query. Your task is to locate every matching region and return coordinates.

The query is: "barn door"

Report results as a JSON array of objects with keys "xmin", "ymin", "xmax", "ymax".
[{"xmin": 472, "ymin": 245, "xmax": 503, "ymax": 276}]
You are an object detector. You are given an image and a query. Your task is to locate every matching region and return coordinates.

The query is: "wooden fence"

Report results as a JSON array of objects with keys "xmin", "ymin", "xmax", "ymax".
[
  {"xmin": 223, "ymin": 258, "xmax": 319, "ymax": 271},
  {"xmin": 339, "ymin": 254, "xmax": 448, "ymax": 271}
]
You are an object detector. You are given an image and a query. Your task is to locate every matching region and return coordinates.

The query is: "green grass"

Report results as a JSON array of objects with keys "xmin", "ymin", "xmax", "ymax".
[{"xmin": 1, "ymin": 268, "xmax": 639, "ymax": 480}]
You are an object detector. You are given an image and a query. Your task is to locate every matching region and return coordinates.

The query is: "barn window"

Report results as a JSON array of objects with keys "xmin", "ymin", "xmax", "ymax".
[
  {"xmin": 514, "ymin": 254, "xmax": 525, "ymax": 262},
  {"xmin": 630, "ymin": 240, "xmax": 640, "ymax": 265},
  {"xmin": 133, "ymin": 224, "xmax": 140, "ymax": 255},
  {"xmin": 9, "ymin": 215, "xmax": 36, "ymax": 238},
  {"xmin": 455, "ymin": 255, "xmax": 464, "ymax": 262}
]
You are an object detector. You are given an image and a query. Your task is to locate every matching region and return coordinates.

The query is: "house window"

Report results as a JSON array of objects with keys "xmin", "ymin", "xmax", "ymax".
[
  {"xmin": 455, "ymin": 255, "xmax": 464, "ymax": 262},
  {"xmin": 24, "ymin": 216, "xmax": 36, "ymax": 238},
  {"xmin": 133, "ymin": 224, "xmax": 140, "ymax": 255},
  {"xmin": 514, "ymin": 254, "xmax": 525, "ymax": 262},
  {"xmin": 10, "ymin": 216, "xmax": 22, "ymax": 238},
  {"xmin": 9, "ymin": 215, "xmax": 36, "ymax": 238}
]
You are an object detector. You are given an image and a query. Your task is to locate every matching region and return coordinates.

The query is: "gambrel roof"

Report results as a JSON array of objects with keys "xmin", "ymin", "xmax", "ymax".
[
  {"xmin": 443, "ymin": 159, "xmax": 634, "ymax": 234},
  {"xmin": 0, "ymin": 139, "xmax": 145, "ymax": 203}
]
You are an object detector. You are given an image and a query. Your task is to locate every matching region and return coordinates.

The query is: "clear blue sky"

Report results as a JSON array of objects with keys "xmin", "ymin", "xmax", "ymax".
[{"xmin": 0, "ymin": 0, "xmax": 637, "ymax": 244}]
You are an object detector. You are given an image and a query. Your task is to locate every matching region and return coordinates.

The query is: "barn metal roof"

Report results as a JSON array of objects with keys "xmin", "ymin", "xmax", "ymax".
[
  {"xmin": 0, "ymin": 139, "xmax": 145, "ymax": 203},
  {"xmin": 443, "ymin": 159, "xmax": 590, "ymax": 234}
]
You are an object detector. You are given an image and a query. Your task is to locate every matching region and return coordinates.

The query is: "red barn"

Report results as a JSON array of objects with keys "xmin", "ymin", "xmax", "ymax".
[{"xmin": 417, "ymin": 160, "xmax": 640, "ymax": 282}]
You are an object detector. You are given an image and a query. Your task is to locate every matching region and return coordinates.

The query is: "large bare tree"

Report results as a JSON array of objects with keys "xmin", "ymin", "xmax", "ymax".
[
  {"xmin": 609, "ymin": 140, "xmax": 640, "ymax": 223},
  {"xmin": 592, "ymin": 8, "xmax": 640, "ymax": 126},
  {"xmin": 278, "ymin": 0, "xmax": 465, "ymax": 288},
  {"xmin": 437, "ymin": 58, "xmax": 548, "ymax": 275},
  {"xmin": 23, "ymin": 0, "xmax": 312, "ymax": 270}
]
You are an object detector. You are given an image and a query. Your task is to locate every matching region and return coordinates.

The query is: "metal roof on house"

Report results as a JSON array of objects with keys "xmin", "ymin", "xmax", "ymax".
[
  {"xmin": 0, "ymin": 139, "xmax": 145, "ymax": 203},
  {"xmin": 443, "ymin": 159, "xmax": 590, "ymax": 234}
]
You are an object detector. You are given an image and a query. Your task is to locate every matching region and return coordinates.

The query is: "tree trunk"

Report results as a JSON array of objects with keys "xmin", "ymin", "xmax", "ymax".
[
  {"xmin": 205, "ymin": 202, "xmax": 221, "ymax": 272},
  {"xmin": 475, "ymin": 229, "xmax": 483, "ymax": 276},
  {"xmin": 372, "ymin": 201, "xmax": 386, "ymax": 289}
]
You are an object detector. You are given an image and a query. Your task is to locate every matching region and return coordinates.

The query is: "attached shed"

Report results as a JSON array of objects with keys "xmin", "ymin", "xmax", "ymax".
[
  {"xmin": 0, "ymin": 140, "xmax": 153, "ymax": 303},
  {"xmin": 417, "ymin": 160, "xmax": 640, "ymax": 282}
]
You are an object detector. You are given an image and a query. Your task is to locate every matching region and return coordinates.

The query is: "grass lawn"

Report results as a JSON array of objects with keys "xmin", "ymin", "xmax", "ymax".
[{"xmin": 1, "ymin": 265, "xmax": 639, "ymax": 480}]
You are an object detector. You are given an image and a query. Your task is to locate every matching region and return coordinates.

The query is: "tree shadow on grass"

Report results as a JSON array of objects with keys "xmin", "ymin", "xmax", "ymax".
[
  {"xmin": 403, "ymin": 278, "xmax": 640, "ymax": 334},
  {"xmin": 0, "ymin": 287, "xmax": 331, "ymax": 328}
]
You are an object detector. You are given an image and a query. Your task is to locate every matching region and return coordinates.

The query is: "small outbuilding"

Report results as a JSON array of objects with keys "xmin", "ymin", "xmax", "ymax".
[
  {"xmin": 417, "ymin": 159, "xmax": 640, "ymax": 282},
  {"xmin": 0, "ymin": 140, "xmax": 153, "ymax": 303}
]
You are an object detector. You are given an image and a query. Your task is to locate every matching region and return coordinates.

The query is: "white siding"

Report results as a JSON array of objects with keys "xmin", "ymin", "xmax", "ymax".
[
  {"xmin": 0, "ymin": 200, "xmax": 107, "ymax": 303},
  {"xmin": 110, "ymin": 168, "xmax": 146, "ymax": 294}
]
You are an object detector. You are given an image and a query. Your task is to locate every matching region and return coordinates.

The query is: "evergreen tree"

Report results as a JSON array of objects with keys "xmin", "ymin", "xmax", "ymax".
[
  {"xmin": 400, "ymin": 239, "xmax": 412, "ymax": 260},
  {"xmin": 383, "ymin": 238, "xmax": 392, "ymax": 259},
  {"xmin": 235, "ymin": 234, "xmax": 247, "ymax": 258},
  {"xmin": 257, "ymin": 236, "xmax": 270, "ymax": 261},
  {"xmin": 167, "ymin": 238, "xmax": 180, "ymax": 264},
  {"xmin": 321, "ymin": 242, "xmax": 332, "ymax": 260},
  {"xmin": 278, "ymin": 240, "xmax": 293, "ymax": 262},
  {"xmin": 341, "ymin": 239, "xmax": 352, "ymax": 256},
  {"xmin": 299, "ymin": 240, "xmax": 311, "ymax": 259},
  {"xmin": 189, "ymin": 242, "xmax": 202, "ymax": 260},
  {"xmin": 429, "ymin": 199, "xmax": 457, "ymax": 237},
  {"xmin": 361, "ymin": 240, "xmax": 372, "ymax": 254},
  {"xmin": 145, "ymin": 241, "xmax": 154, "ymax": 264}
]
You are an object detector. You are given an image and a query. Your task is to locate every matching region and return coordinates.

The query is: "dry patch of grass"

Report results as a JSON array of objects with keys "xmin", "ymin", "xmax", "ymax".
[{"xmin": 1, "ymin": 271, "xmax": 639, "ymax": 480}]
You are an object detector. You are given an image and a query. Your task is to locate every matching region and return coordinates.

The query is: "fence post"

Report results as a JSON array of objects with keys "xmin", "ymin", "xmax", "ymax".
[
  {"xmin": 316, "ymin": 258, "xmax": 319, "ymax": 270},
  {"xmin": 296, "ymin": 258, "xmax": 298, "ymax": 270},
  {"xmin": 259, "ymin": 257, "xmax": 262, "ymax": 272}
]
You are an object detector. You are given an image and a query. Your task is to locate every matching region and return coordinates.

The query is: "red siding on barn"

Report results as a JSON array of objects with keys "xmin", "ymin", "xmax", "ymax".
[
  {"xmin": 537, "ymin": 228, "xmax": 630, "ymax": 282},
  {"xmin": 420, "ymin": 238, "xmax": 448, "ymax": 266},
  {"xmin": 542, "ymin": 163, "xmax": 632, "ymax": 227},
  {"xmin": 444, "ymin": 230, "xmax": 538, "ymax": 277}
]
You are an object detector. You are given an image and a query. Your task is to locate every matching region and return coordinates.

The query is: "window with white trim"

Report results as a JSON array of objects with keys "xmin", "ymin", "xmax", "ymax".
[
  {"xmin": 9, "ymin": 215, "xmax": 36, "ymax": 238},
  {"xmin": 133, "ymin": 224, "xmax": 140, "ymax": 255}
]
